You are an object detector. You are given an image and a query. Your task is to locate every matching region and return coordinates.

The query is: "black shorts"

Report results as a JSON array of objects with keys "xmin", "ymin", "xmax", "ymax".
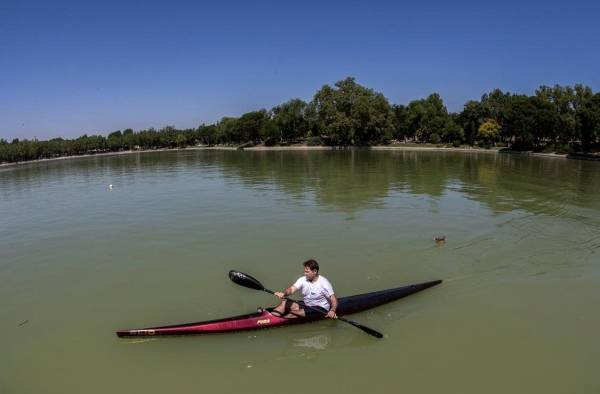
[{"xmin": 298, "ymin": 301, "xmax": 329, "ymax": 317}]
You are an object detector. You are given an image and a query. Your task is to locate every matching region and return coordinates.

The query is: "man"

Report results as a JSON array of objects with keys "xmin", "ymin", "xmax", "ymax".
[{"xmin": 272, "ymin": 259, "xmax": 338, "ymax": 319}]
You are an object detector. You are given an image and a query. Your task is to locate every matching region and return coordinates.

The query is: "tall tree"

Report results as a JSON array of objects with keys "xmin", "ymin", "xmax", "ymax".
[
  {"xmin": 405, "ymin": 93, "xmax": 451, "ymax": 143},
  {"xmin": 236, "ymin": 110, "xmax": 269, "ymax": 143},
  {"xmin": 535, "ymin": 85, "xmax": 577, "ymax": 144},
  {"xmin": 573, "ymin": 85, "xmax": 599, "ymax": 152},
  {"xmin": 272, "ymin": 99, "xmax": 308, "ymax": 142},
  {"xmin": 459, "ymin": 100, "xmax": 485, "ymax": 144},
  {"xmin": 309, "ymin": 77, "xmax": 394, "ymax": 145}
]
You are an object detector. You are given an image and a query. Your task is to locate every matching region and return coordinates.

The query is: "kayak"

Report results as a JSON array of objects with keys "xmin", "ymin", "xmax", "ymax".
[{"xmin": 116, "ymin": 279, "xmax": 441, "ymax": 337}]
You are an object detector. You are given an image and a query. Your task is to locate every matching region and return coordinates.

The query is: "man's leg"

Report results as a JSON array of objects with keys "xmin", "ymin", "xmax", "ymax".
[
  {"xmin": 285, "ymin": 301, "xmax": 306, "ymax": 318},
  {"xmin": 271, "ymin": 300, "xmax": 306, "ymax": 318},
  {"xmin": 271, "ymin": 300, "xmax": 287, "ymax": 316}
]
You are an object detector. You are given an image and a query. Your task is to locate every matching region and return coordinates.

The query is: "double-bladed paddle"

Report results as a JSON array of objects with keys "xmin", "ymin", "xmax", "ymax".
[{"xmin": 228, "ymin": 270, "xmax": 384, "ymax": 339}]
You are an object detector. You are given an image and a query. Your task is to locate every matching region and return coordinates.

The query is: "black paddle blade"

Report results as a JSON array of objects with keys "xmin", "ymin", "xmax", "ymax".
[{"xmin": 228, "ymin": 270, "xmax": 265, "ymax": 291}]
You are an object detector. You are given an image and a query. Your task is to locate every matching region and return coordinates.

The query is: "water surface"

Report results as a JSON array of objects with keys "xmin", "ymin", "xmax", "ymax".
[{"xmin": 1, "ymin": 150, "xmax": 599, "ymax": 393}]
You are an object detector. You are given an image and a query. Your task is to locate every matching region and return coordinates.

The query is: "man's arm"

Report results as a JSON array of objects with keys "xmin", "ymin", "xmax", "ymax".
[
  {"xmin": 326, "ymin": 294, "xmax": 338, "ymax": 318},
  {"xmin": 274, "ymin": 286, "xmax": 297, "ymax": 299}
]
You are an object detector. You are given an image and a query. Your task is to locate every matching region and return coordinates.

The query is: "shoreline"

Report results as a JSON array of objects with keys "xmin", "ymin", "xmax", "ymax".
[{"xmin": 0, "ymin": 145, "xmax": 573, "ymax": 168}]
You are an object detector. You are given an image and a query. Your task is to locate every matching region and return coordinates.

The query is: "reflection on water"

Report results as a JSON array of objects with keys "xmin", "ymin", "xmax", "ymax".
[
  {"xmin": 2, "ymin": 150, "xmax": 598, "ymax": 216},
  {"xmin": 293, "ymin": 334, "xmax": 330, "ymax": 350}
]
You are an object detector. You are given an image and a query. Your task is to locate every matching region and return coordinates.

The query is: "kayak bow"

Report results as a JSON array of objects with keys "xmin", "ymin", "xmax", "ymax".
[{"xmin": 116, "ymin": 280, "xmax": 441, "ymax": 337}]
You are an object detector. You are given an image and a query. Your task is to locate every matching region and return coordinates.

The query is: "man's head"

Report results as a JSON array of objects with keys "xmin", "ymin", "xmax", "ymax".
[{"xmin": 303, "ymin": 259, "xmax": 319, "ymax": 281}]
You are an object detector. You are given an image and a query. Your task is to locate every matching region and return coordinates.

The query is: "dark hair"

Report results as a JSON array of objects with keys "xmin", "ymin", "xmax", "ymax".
[{"xmin": 303, "ymin": 259, "xmax": 319, "ymax": 272}]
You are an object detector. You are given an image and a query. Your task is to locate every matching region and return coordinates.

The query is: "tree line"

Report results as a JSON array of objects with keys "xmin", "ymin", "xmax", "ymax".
[{"xmin": 2, "ymin": 77, "xmax": 599, "ymax": 163}]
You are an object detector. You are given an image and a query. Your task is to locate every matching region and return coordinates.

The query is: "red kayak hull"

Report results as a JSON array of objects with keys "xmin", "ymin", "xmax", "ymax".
[{"xmin": 116, "ymin": 280, "xmax": 441, "ymax": 337}]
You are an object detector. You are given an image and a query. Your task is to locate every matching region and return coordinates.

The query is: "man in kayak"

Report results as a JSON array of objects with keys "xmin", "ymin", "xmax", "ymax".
[{"xmin": 272, "ymin": 259, "xmax": 338, "ymax": 319}]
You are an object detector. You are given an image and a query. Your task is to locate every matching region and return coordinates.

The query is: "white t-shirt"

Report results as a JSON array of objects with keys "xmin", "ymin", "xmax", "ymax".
[{"xmin": 293, "ymin": 275, "xmax": 335, "ymax": 310}]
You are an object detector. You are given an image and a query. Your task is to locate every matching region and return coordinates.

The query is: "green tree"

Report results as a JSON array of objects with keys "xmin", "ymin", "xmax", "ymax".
[
  {"xmin": 259, "ymin": 116, "xmax": 279, "ymax": 145},
  {"xmin": 481, "ymin": 89, "xmax": 511, "ymax": 130},
  {"xmin": 443, "ymin": 115, "xmax": 465, "ymax": 145},
  {"xmin": 573, "ymin": 85, "xmax": 599, "ymax": 152},
  {"xmin": 405, "ymin": 93, "xmax": 450, "ymax": 142},
  {"xmin": 309, "ymin": 77, "xmax": 394, "ymax": 145},
  {"xmin": 458, "ymin": 100, "xmax": 485, "ymax": 144},
  {"xmin": 197, "ymin": 124, "xmax": 218, "ymax": 146},
  {"xmin": 216, "ymin": 117, "xmax": 240, "ymax": 143},
  {"xmin": 392, "ymin": 104, "xmax": 410, "ymax": 141},
  {"xmin": 236, "ymin": 110, "xmax": 268, "ymax": 143},
  {"xmin": 503, "ymin": 95, "xmax": 537, "ymax": 148},
  {"xmin": 272, "ymin": 99, "xmax": 308, "ymax": 142},
  {"xmin": 535, "ymin": 85, "xmax": 577, "ymax": 144}
]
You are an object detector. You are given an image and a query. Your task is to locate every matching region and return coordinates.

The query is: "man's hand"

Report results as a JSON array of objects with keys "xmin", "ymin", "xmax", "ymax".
[
  {"xmin": 274, "ymin": 291, "xmax": 285, "ymax": 299},
  {"xmin": 326, "ymin": 310, "xmax": 337, "ymax": 319}
]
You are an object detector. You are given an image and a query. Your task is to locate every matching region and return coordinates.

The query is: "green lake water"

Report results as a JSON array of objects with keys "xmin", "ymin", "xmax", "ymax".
[{"xmin": 1, "ymin": 149, "xmax": 599, "ymax": 393}]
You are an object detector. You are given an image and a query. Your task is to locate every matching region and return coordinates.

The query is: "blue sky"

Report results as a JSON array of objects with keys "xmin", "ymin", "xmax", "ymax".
[{"xmin": 1, "ymin": 0, "xmax": 599, "ymax": 140}]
